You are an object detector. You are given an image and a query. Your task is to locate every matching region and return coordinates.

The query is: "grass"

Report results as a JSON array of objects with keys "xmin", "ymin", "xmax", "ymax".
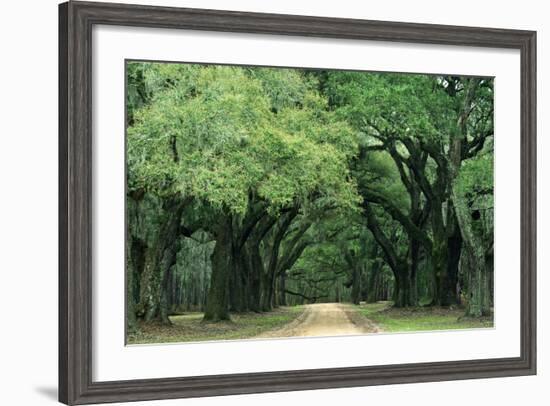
[
  {"xmin": 127, "ymin": 305, "xmax": 304, "ymax": 344},
  {"xmin": 127, "ymin": 302, "xmax": 493, "ymax": 344},
  {"xmin": 355, "ymin": 301, "xmax": 494, "ymax": 333}
]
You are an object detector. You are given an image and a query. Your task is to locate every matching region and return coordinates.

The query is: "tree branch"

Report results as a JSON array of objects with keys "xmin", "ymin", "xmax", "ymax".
[
  {"xmin": 284, "ymin": 289, "xmax": 328, "ymax": 303},
  {"xmin": 360, "ymin": 186, "xmax": 432, "ymax": 251}
]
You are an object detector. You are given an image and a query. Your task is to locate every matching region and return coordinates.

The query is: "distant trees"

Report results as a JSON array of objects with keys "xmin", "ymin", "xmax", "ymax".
[{"xmin": 126, "ymin": 62, "xmax": 494, "ymax": 331}]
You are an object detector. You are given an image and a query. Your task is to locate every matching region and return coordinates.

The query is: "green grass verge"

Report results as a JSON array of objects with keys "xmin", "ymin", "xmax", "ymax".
[
  {"xmin": 127, "ymin": 305, "xmax": 304, "ymax": 344},
  {"xmin": 355, "ymin": 301, "xmax": 494, "ymax": 333}
]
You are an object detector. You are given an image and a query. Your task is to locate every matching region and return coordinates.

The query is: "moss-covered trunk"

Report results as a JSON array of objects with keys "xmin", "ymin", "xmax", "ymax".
[
  {"xmin": 350, "ymin": 265, "xmax": 362, "ymax": 305},
  {"xmin": 446, "ymin": 209, "xmax": 463, "ymax": 305},
  {"xmin": 203, "ymin": 216, "xmax": 233, "ymax": 321},
  {"xmin": 431, "ymin": 202, "xmax": 451, "ymax": 306},
  {"xmin": 448, "ymin": 78, "xmax": 489, "ymax": 317},
  {"xmin": 366, "ymin": 260, "xmax": 381, "ymax": 303},
  {"xmin": 247, "ymin": 243, "xmax": 263, "ymax": 312},
  {"xmin": 452, "ymin": 186, "xmax": 491, "ymax": 317},
  {"xmin": 278, "ymin": 272, "xmax": 287, "ymax": 306},
  {"xmin": 393, "ymin": 265, "xmax": 414, "ymax": 307},
  {"xmin": 229, "ymin": 250, "xmax": 248, "ymax": 312},
  {"xmin": 137, "ymin": 199, "xmax": 184, "ymax": 324},
  {"xmin": 126, "ymin": 238, "xmax": 139, "ymax": 334},
  {"xmin": 126, "ymin": 196, "xmax": 147, "ymax": 330},
  {"xmin": 409, "ymin": 237, "xmax": 420, "ymax": 306},
  {"xmin": 260, "ymin": 271, "xmax": 274, "ymax": 312}
]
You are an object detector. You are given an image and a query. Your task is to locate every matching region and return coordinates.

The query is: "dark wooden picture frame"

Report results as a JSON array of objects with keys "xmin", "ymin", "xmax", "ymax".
[{"xmin": 59, "ymin": 1, "xmax": 536, "ymax": 404}]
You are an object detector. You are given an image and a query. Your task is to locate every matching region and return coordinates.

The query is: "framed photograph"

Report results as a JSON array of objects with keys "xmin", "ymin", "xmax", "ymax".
[{"xmin": 59, "ymin": 1, "xmax": 536, "ymax": 404}]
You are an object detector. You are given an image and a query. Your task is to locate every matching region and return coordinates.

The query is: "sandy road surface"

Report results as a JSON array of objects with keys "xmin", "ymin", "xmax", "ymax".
[{"xmin": 258, "ymin": 303, "xmax": 379, "ymax": 339}]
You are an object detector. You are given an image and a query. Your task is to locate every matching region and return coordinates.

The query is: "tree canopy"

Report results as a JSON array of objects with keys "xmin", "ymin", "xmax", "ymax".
[{"xmin": 126, "ymin": 62, "xmax": 494, "ymax": 330}]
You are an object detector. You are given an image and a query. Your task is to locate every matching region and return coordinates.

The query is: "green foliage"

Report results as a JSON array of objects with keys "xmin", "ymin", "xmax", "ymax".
[
  {"xmin": 128, "ymin": 63, "xmax": 360, "ymax": 215},
  {"xmin": 356, "ymin": 150, "xmax": 409, "ymax": 212},
  {"xmin": 456, "ymin": 153, "xmax": 494, "ymax": 242},
  {"xmin": 247, "ymin": 67, "xmax": 313, "ymax": 112},
  {"xmin": 456, "ymin": 154, "xmax": 494, "ymax": 209},
  {"xmin": 326, "ymin": 72, "xmax": 454, "ymax": 141}
]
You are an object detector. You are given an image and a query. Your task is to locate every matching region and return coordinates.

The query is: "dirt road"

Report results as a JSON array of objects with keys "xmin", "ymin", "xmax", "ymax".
[{"xmin": 258, "ymin": 303, "xmax": 379, "ymax": 339}]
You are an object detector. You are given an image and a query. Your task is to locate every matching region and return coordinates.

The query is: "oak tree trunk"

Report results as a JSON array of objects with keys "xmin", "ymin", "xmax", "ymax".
[
  {"xmin": 203, "ymin": 216, "xmax": 233, "ymax": 321},
  {"xmin": 350, "ymin": 265, "xmax": 362, "ymax": 305},
  {"xmin": 138, "ymin": 199, "xmax": 185, "ymax": 324}
]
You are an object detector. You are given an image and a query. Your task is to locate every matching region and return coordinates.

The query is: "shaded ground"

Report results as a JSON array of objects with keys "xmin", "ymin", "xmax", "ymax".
[
  {"xmin": 355, "ymin": 301, "xmax": 494, "ymax": 332},
  {"xmin": 127, "ymin": 306, "xmax": 304, "ymax": 344},
  {"xmin": 127, "ymin": 301, "xmax": 494, "ymax": 345},
  {"xmin": 258, "ymin": 303, "xmax": 379, "ymax": 338}
]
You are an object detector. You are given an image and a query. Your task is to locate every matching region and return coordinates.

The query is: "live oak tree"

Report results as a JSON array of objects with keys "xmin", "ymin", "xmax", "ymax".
[{"xmin": 454, "ymin": 153, "xmax": 494, "ymax": 316}]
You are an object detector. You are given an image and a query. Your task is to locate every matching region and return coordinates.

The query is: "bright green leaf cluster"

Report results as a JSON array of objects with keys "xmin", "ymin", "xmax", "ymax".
[{"xmin": 127, "ymin": 63, "xmax": 361, "ymax": 216}]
